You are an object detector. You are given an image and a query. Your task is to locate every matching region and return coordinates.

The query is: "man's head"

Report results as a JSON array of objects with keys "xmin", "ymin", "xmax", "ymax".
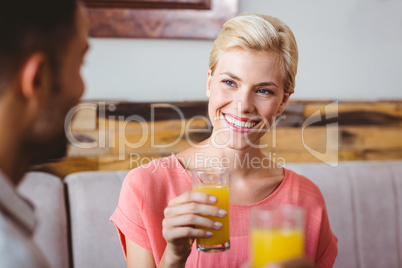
[
  {"xmin": 0, "ymin": 0, "xmax": 78, "ymax": 94},
  {"xmin": 0, "ymin": 0, "xmax": 89, "ymax": 179}
]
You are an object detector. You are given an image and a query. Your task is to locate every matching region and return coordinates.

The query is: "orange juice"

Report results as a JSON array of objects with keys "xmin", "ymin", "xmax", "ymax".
[
  {"xmin": 192, "ymin": 184, "xmax": 230, "ymax": 246},
  {"xmin": 251, "ymin": 228, "xmax": 304, "ymax": 268}
]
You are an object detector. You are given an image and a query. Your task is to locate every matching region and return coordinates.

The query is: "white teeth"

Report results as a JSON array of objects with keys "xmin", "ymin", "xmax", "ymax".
[{"xmin": 224, "ymin": 115, "xmax": 257, "ymax": 129}]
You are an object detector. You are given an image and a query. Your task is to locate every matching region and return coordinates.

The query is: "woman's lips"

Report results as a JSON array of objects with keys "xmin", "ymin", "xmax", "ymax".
[{"xmin": 223, "ymin": 113, "xmax": 260, "ymax": 132}]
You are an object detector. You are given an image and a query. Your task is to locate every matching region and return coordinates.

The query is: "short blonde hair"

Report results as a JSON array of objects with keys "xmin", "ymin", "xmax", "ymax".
[{"xmin": 209, "ymin": 13, "xmax": 298, "ymax": 94}]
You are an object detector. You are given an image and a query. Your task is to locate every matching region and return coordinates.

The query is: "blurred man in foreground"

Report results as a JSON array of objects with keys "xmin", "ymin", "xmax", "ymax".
[{"xmin": 0, "ymin": 0, "xmax": 89, "ymax": 266}]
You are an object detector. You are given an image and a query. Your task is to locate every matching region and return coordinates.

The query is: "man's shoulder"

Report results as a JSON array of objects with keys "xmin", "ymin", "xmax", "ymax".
[{"xmin": 0, "ymin": 212, "xmax": 49, "ymax": 268}]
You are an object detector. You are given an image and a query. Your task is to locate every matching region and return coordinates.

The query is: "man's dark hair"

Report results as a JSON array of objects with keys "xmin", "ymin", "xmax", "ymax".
[{"xmin": 0, "ymin": 0, "xmax": 78, "ymax": 94}]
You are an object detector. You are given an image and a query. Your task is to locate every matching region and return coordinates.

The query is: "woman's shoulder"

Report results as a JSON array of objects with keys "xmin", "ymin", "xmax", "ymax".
[
  {"xmin": 285, "ymin": 168, "xmax": 318, "ymax": 185},
  {"xmin": 126, "ymin": 155, "xmax": 179, "ymax": 176},
  {"xmin": 283, "ymin": 168, "xmax": 326, "ymax": 205}
]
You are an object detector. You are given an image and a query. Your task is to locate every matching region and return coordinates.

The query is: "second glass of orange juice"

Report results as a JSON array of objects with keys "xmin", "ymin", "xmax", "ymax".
[
  {"xmin": 191, "ymin": 167, "xmax": 230, "ymax": 252},
  {"xmin": 250, "ymin": 205, "xmax": 305, "ymax": 268}
]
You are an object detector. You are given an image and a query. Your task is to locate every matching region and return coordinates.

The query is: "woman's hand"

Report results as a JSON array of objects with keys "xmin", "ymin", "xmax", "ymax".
[{"xmin": 160, "ymin": 190, "xmax": 227, "ymax": 267}]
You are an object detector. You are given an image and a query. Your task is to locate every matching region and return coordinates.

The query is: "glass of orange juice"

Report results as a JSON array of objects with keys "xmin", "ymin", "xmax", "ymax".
[
  {"xmin": 191, "ymin": 167, "xmax": 230, "ymax": 252},
  {"xmin": 250, "ymin": 205, "xmax": 305, "ymax": 268}
]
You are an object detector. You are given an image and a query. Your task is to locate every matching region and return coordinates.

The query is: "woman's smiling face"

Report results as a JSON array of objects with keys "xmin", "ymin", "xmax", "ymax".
[{"xmin": 206, "ymin": 48, "xmax": 290, "ymax": 150}]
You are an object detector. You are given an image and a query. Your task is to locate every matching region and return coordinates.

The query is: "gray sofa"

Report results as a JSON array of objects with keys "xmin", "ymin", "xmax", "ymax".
[{"xmin": 17, "ymin": 160, "xmax": 402, "ymax": 268}]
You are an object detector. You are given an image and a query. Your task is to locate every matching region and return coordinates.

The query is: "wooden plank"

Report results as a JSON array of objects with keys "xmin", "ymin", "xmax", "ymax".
[
  {"xmin": 98, "ymin": 154, "xmax": 165, "ymax": 170},
  {"xmin": 23, "ymin": 101, "xmax": 402, "ymax": 175},
  {"xmin": 99, "ymin": 102, "xmax": 209, "ymax": 121},
  {"xmin": 277, "ymin": 102, "xmax": 304, "ymax": 127},
  {"xmin": 106, "ymin": 124, "xmax": 339, "ymax": 156},
  {"xmin": 29, "ymin": 157, "xmax": 97, "ymax": 179},
  {"xmin": 363, "ymin": 149, "xmax": 402, "ymax": 161},
  {"xmin": 261, "ymin": 126, "xmax": 339, "ymax": 152},
  {"xmin": 303, "ymin": 102, "xmax": 402, "ymax": 127},
  {"xmin": 109, "ymin": 129, "xmax": 194, "ymax": 155},
  {"xmin": 98, "ymin": 117, "xmax": 210, "ymax": 131},
  {"xmin": 262, "ymin": 149, "xmax": 363, "ymax": 165},
  {"xmin": 105, "ymin": 125, "xmax": 341, "ymax": 160},
  {"xmin": 98, "ymin": 102, "xmax": 305, "ymax": 128},
  {"xmin": 70, "ymin": 103, "xmax": 97, "ymax": 131},
  {"xmin": 338, "ymin": 149, "xmax": 364, "ymax": 161},
  {"xmin": 340, "ymin": 126, "xmax": 402, "ymax": 150},
  {"xmin": 97, "ymin": 155, "xmax": 131, "ymax": 171},
  {"xmin": 101, "ymin": 117, "xmax": 211, "ymax": 155},
  {"xmin": 67, "ymin": 130, "xmax": 110, "ymax": 157},
  {"xmin": 304, "ymin": 101, "xmax": 402, "ymax": 118},
  {"xmin": 268, "ymin": 150, "xmax": 339, "ymax": 164}
]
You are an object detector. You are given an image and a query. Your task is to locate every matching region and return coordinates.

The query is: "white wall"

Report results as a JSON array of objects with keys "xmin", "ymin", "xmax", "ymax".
[{"xmin": 82, "ymin": 0, "xmax": 402, "ymax": 101}]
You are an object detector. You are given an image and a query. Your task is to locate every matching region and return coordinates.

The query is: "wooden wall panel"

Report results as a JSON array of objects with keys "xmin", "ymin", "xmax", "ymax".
[{"xmin": 30, "ymin": 100, "xmax": 402, "ymax": 178}]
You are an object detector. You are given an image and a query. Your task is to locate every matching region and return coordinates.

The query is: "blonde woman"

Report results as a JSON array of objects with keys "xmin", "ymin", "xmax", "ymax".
[{"xmin": 111, "ymin": 13, "xmax": 337, "ymax": 268}]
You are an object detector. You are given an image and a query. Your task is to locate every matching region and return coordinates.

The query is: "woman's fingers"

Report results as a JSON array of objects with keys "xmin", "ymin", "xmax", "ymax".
[
  {"xmin": 164, "ymin": 202, "xmax": 227, "ymax": 219},
  {"xmin": 159, "ymin": 191, "xmax": 227, "ymax": 263},
  {"xmin": 163, "ymin": 226, "xmax": 213, "ymax": 242},
  {"xmin": 162, "ymin": 191, "xmax": 228, "ymax": 243},
  {"xmin": 161, "ymin": 190, "xmax": 230, "ymax": 250},
  {"xmin": 162, "ymin": 213, "xmax": 218, "ymax": 244},
  {"xmin": 163, "ymin": 213, "xmax": 222, "ymax": 230},
  {"xmin": 167, "ymin": 191, "xmax": 217, "ymax": 207}
]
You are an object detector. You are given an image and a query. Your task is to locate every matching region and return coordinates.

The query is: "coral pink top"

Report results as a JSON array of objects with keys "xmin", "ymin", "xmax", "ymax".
[{"xmin": 110, "ymin": 155, "xmax": 337, "ymax": 267}]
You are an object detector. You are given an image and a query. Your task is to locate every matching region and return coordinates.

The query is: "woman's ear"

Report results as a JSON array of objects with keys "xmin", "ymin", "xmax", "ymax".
[
  {"xmin": 206, "ymin": 70, "xmax": 212, "ymax": 98},
  {"xmin": 20, "ymin": 53, "xmax": 47, "ymax": 101},
  {"xmin": 277, "ymin": 92, "xmax": 291, "ymax": 115}
]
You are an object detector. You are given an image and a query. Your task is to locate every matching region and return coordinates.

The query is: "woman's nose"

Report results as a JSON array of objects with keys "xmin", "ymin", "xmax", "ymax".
[{"xmin": 235, "ymin": 89, "xmax": 255, "ymax": 114}]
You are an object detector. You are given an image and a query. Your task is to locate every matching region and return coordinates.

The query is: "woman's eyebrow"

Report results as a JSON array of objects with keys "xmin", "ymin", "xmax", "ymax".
[
  {"xmin": 220, "ymin": 72, "xmax": 278, "ymax": 88},
  {"xmin": 221, "ymin": 72, "xmax": 241, "ymax": 81},
  {"xmin": 255, "ymin": 82, "xmax": 278, "ymax": 88}
]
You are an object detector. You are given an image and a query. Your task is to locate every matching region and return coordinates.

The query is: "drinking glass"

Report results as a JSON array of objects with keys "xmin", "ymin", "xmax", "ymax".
[
  {"xmin": 250, "ymin": 205, "xmax": 305, "ymax": 268},
  {"xmin": 190, "ymin": 167, "xmax": 230, "ymax": 252}
]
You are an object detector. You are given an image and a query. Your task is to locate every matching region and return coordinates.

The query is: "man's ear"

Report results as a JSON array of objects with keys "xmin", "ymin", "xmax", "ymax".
[
  {"xmin": 20, "ymin": 53, "xmax": 47, "ymax": 101},
  {"xmin": 206, "ymin": 70, "xmax": 212, "ymax": 98},
  {"xmin": 277, "ymin": 92, "xmax": 291, "ymax": 115}
]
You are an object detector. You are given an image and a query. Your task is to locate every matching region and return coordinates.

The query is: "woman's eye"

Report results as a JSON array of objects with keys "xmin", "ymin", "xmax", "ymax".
[
  {"xmin": 222, "ymin": 80, "xmax": 236, "ymax": 87},
  {"xmin": 257, "ymin": 88, "xmax": 273, "ymax": 95}
]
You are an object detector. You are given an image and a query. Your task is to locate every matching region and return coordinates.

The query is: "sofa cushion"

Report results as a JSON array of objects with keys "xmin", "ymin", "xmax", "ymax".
[
  {"xmin": 17, "ymin": 171, "xmax": 69, "ymax": 268},
  {"xmin": 65, "ymin": 170, "xmax": 128, "ymax": 268},
  {"xmin": 287, "ymin": 160, "xmax": 402, "ymax": 268}
]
